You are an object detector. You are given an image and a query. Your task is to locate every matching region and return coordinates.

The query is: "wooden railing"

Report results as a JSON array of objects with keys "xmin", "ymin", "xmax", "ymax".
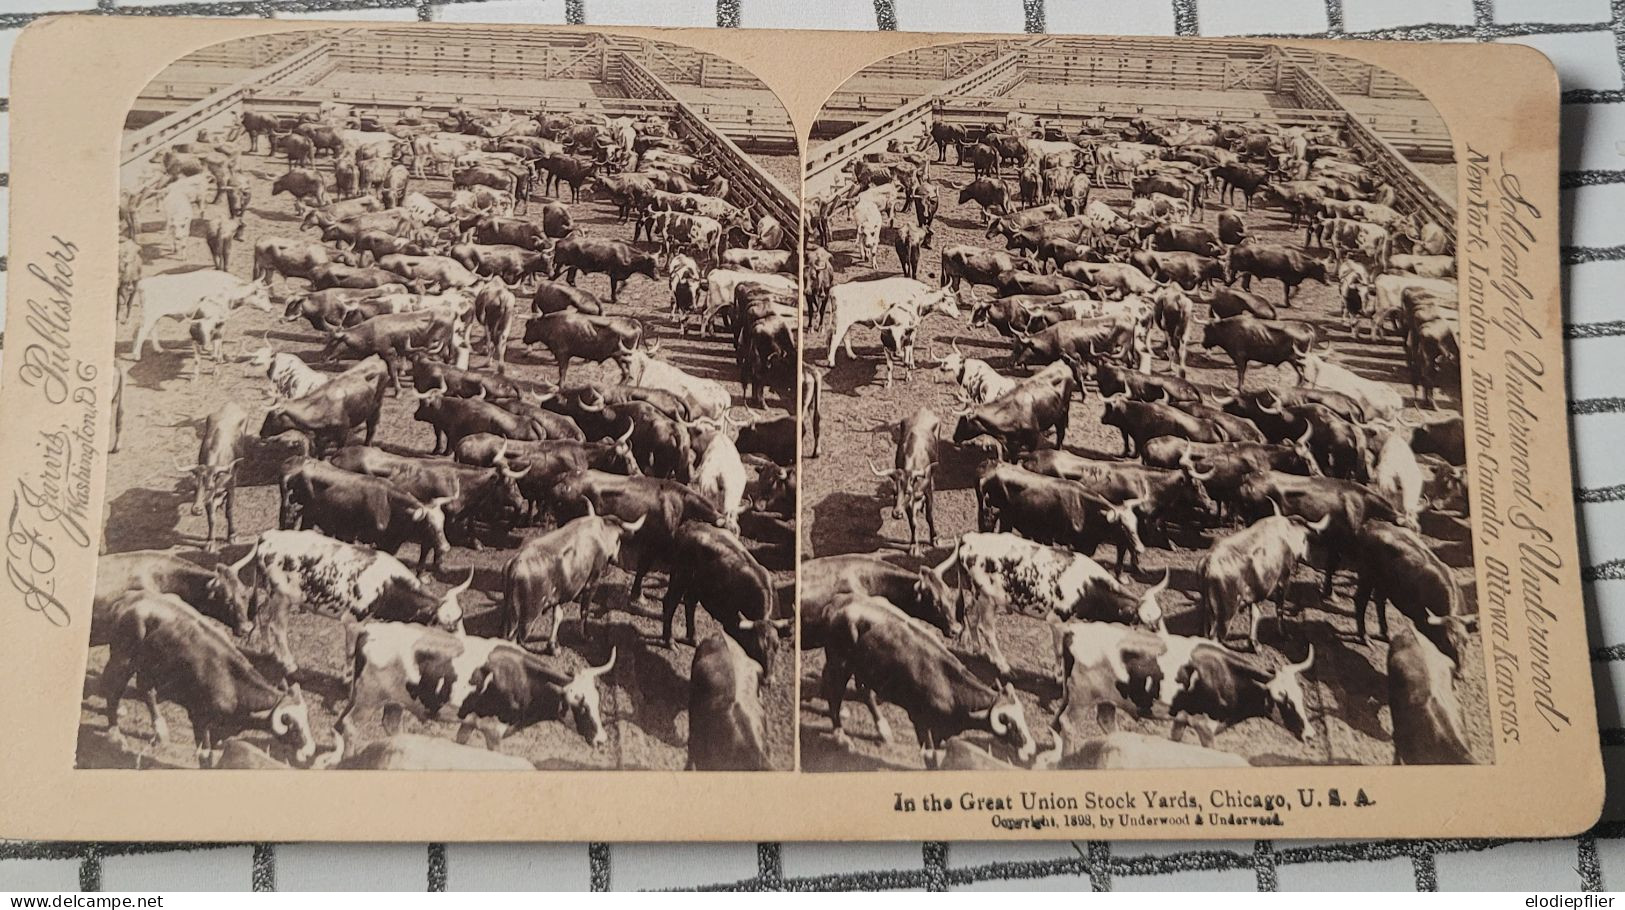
[
  {"xmin": 121, "ymin": 40, "xmax": 334, "ymax": 180},
  {"xmin": 804, "ymin": 50, "xmax": 1023, "ymax": 197},
  {"xmin": 1283, "ymin": 57, "xmax": 1455, "ymax": 226},
  {"xmin": 618, "ymin": 52, "xmax": 798, "ymax": 246}
]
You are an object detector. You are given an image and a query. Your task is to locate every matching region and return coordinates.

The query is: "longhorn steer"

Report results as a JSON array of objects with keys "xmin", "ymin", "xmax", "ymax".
[
  {"xmin": 822, "ymin": 595, "xmax": 1036, "ymax": 767},
  {"xmin": 340, "ymin": 622, "xmax": 615, "ymax": 748},
  {"xmin": 99, "ymin": 592, "xmax": 315, "ymax": 765}
]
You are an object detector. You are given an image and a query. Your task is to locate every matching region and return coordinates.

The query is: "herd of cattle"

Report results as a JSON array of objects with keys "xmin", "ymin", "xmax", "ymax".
[
  {"xmin": 799, "ymin": 111, "xmax": 1478, "ymax": 771},
  {"xmin": 89, "ymin": 100, "xmax": 798, "ymax": 771}
]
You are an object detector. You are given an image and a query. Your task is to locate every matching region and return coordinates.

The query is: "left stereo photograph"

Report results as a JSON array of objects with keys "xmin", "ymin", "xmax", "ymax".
[{"xmin": 90, "ymin": 26, "xmax": 802, "ymax": 772}]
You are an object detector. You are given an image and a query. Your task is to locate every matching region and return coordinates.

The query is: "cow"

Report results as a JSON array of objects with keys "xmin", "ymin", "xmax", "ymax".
[
  {"xmin": 1386, "ymin": 612, "xmax": 1473, "ymax": 764},
  {"xmin": 690, "ymin": 268, "xmax": 797, "ymax": 337},
  {"xmin": 99, "ymin": 593, "xmax": 315, "ymax": 765},
  {"xmin": 688, "ymin": 635, "xmax": 772, "ymax": 770},
  {"xmin": 474, "ymin": 278, "xmax": 517, "ymax": 372},
  {"xmin": 825, "ymin": 278, "xmax": 960, "ymax": 368},
  {"xmin": 182, "ymin": 402, "xmax": 251, "ymax": 551},
  {"xmin": 893, "ymin": 223, "xmax": 932, "ymax": 280},
  {"xmin": 1300, "ymin": 353, "xmax": 1403, "ymax": 421},
  {"xmin": 616, "ymin": 341, "xmax": 730, "ymax": 421},
  {"xmin": 1056, "ymin": 621, "xmax": 1317, "ymax": 748},
  {"xmin": 1226, "ymin": 242, "xmax": 1329, "ymax": 306},
  {"xmin": 958, "ymin": 177, "xmax": 1016, "ymax": 223},
  {"xmin": 259, "ymin": 356, "xmax": 389, "ymax": 456},
  {"xmin": 1351, "ymin": 521, "xmax": 1476, "ymax": 669},
  {"xmin": 320, "ymin": 310, "xmax": 454, "ymax": 391},
  {"xmin": 270, "ymin": 169, "xmax": 329, "ymax": 209},
  {"xmin": 531, "ymin": 278, "xmax": 604, "ymax": 317},
  {"xmin": 499, "ymin": 508, "xmax": 645, "ymax": 651},
  {"xmin": 1325, "ymin": 217, "xmax": 1393, "ymax": 274},
  {"xmin": 799, "ymin": 554, "xmax": 960, "ymax": 652},
  {"xmin": 937, "ymin": 341, "xmax": 1017, "ymax": 406},
  {"xmin": 1200, "ymin": 314, "xmax": 1316, "ymax": 389},
  {"xmin": 821, "ymin": 596, "xmax": 1035, "ymax": 767},
  {"xmin": 130, "ymin": 270, "xmax": 272, "ymax": 360},
  {"xmin": 551, "ymin": 237, "xmax": 657, "ymax": 303},
  {"xmin": 662, "ymin": 521, "xmax": 789, "ymax": 679},
  {"xmin": 669, "ymin": 253, "xmax": 704, "ymax": 319},
  {"xmin": 1199, "ymin": 511, "xmax": 1330, "ymax": 648},
  {"xmin": 339, "ymin": 622, "xmax": 616, "ymax": 749},
  {"xmin": 976, "ymin": 463, "xmax": 1144, "ymax": 576},
  {"xmin": 279, "ymin": 459, "xmax": 452, "ymax": 575},
  {"xmin": 923, "ymin": 532, "xmax": 1169, "ymax": 682},
  {"xmin": 1101, "ymin": 395, "xmax": 1229, "ymax": 458},
  {"xmin": 202, "ymin": 212, "xmax": 245, "ymax": 273},
  {"xmin": 412, "ymin": 384, "xmax": 547, "ymax": 455},
  {"xmin": 329, "ymin": 445, "xmax": 529, "ymax": 547},
  {"xmin": 522, "ymin": 311, "xmax": 643, "ymax": 385},
  {"xmin": 951, "ymin": 362, "xmax": 1075, "ymax": 458},
  {"xmin": 1093, "ymin": 363, "xmax": 1202, "ymax": 406},
  {"xmin": 940, "ymin": 245, "xmax": 1037, "ymax": 292},
  {"xmin": 1235, "ymin": 472, "xmax": 1401, "ymax": 596},
  {"xmin": 549, "ymin": 470, "xmax": 725, "ymax": 601},
  {"xmin": 870, "ymin": 408, "xmax": 940, "ymax": 556},
  {"xmin": 92, "ymin": 550, "xmax": 255, "ymax": 646},
  {"xmin": 242, "ymin": 529, "xmax": 470, "ymax": 676},
  {"xmin": 243, "ymin": 341, "xmax": 326, "ymax": 401}
]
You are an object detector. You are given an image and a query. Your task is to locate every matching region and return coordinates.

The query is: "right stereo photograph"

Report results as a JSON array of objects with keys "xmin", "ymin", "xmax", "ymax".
[{"xmin": 798, "ymin": 36, "xmax": 1476, "ymax": 772}]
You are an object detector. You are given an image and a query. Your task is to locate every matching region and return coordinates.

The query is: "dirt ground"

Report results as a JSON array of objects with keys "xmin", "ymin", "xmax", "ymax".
[
  {"xmin": 82, "ymin": 135, "xmax": 799, "ymax": 771},
  {"xmin": 798, "ymin": 146, "xmax": 1483, "ymax": 771}
]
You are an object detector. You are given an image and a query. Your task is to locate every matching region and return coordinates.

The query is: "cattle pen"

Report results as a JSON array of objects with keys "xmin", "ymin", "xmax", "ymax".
[
  {"xmin": 90, "ymin": 26, "xmax": 800, "ymax": 773},
  {"xmin": 799, "ymin": 36, "xmax": 1476, "ymax": 773}
]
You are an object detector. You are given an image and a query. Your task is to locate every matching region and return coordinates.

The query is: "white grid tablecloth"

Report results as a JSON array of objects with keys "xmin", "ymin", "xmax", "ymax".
[{"xmin": 2, "ymin": 0, "xmax": 1622, "ymax": 891}]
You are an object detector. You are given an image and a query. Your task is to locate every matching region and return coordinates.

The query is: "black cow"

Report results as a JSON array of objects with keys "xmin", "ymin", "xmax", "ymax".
[
  {"xmin": 977, "ymin": 463, "xmax": 1144, "ymax": 576},
  {"xmin": 663, "ymin": 522, "xmax": 789, "ymax": 678},
  {"xmin": 551, "ymin": 237, "xmax": 657, "ymax": 302},
  {"xmin": 951, "ymin": 363, "xmax": 1074, "ymax": 458},
  {"xmin": 259, "ymin": 357, "xmax": 389, "ymax": 455},
  {"xmin": 522, "ymin": 311, "xmax": 643, "ymax": 384},
  {"xmin": 1227, "ymin": 242, "xmax": 1329, "ymax": 306},
  {"xmin": 280, "ymin": 458, "xmax": 451, "ymax": 573},
  {"xmin": 1200, "ymin": 314, "xmax": 1316, "ymax": 389},
  {"xmin": 549, "ymin": 469, "xmax": 725, "ymax": 601}
]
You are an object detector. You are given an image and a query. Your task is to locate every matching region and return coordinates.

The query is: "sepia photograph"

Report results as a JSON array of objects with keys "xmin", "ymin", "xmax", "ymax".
[
  {"xmin": 85, "ymin": 25, "xmax": 800, "ymax": 771},
  {"xmin": 799, "ymin": 36, "xmax": 1479, "ymax": 772}
]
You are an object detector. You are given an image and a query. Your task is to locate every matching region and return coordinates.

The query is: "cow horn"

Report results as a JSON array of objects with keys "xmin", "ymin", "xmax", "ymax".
[
  {"xmin": 1212, "ymin": 394, "xmax": 1235, "ymax": 406},
  {"xmin": 580, "ymin": 389, "xmax": 605, "ymax": 412},
  {"xmin": 1297, "ymin": 424, "xmax": 1314, "ymax": 446},
  {"xmin": 1306, "ymin": 513, "xmax": 1332, "ymax": 534},
  {"xmin": 584, "ymin": 647, "xmax": 617, "ymax": 678},
  {"xmin": 500, "ymin": 458, "xmax": 530, "ymax": 480},
  {"xmin": 868, "ymin": 460, "xmax": 891, "ymax": 479},
  {"xmin": 1258, "ymin": 394, "xmax": 1282, "ymax": 415},
  {"xmin": 987, "ymin": 704, "xmax": 1010, "ymax": 735},
  {"xmin": 1289, "ymin": 645, "xmax": 1315, "ymax": 675},
  {"xmin": 447, "ymin": 568, "xmax": 475, "ymax": 597},
  {"xmin": 1396, "ymin": 409, "xmax": 1423, "ymax": 428},
  {"xmin": 1185, "ymin": 458, "xmax": 1216, "ymax": 482},
  {"xmin": 1146, "ymin": 569, "xmax": 1170, "ymax": 597},
  {"xmin": 228, "ymin": 549, "xmax": 254, "ymax": 572},
  {"xmin": 736, "ymin": 617, "xmax": 756, "ymax": 631}
]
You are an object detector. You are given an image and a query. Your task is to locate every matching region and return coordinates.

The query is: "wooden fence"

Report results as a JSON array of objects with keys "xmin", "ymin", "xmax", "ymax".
[
  {"xmin": 619, "ymin": 52, "xmax": 798, "ymax": 244},
  {"xmin": 121, "ymin": 40, "xmax": 335, "ymax": 183},
  {"xmin": 1284, "ymin": 58, "xmax": 1455, "ymax": 225},
  {"xmin": 805, "ymin": 50, "xmax": 1024, "ymax": 197}
]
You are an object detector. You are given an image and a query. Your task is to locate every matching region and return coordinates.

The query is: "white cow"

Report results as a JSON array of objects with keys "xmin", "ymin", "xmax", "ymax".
[
  {"xmin": 1300, "ymin": 352, "xmax": 1404, "ymax": 421},
  {"xmin": 617, "ymin": 341, "xmax": 731, "ymax": 421},
  {"xmin": 852, "ymin": 197, "xmax": 884, "ymax": 266},
  {"xmin": 160, "ymin": 173, "xmax": 216, "ymax": 254},
  {"xmin": 131, "ymin": 269, "xmax": 273, "ymax": 360},
  {"xmin": 825, "ymin": 277, "xmax": 961, "ymax": 368}
]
